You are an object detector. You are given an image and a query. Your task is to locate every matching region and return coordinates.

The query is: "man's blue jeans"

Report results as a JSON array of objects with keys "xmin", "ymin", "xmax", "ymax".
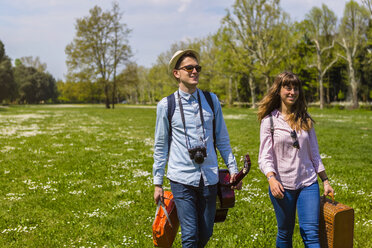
[
  {"xmin": 269, "ymin": 182, "xmax": 321, "ymax": 248},
  {"xmin": 170, "ymin": 178, "xmax": 217, "ymax": 248}
]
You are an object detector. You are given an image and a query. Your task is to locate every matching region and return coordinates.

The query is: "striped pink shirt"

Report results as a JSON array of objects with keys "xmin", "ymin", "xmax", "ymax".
[{"xmin": 258, "ymin": 109, "xmax": 325, "ymax": 190}]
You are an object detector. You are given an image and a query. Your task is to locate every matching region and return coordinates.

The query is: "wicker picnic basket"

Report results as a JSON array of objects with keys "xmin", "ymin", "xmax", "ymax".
[{"xmin": 319, "ymin": 193, "xmax": 354, "ymax": 248}]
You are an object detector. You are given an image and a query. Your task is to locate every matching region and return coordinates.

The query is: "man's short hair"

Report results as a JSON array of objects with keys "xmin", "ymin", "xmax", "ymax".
[
  {"xmin": 175, "ymin": 52, "xmax": 198, "ymax": 69},
  {"xmin": 168, "ymin": 49, "xmax": 200, "ymax": 82}
]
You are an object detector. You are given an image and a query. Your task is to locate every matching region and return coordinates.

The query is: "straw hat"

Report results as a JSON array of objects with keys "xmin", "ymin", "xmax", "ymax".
[{"xmin": 168, "ymin": 49, "xmax": 200, "ymax": 81}]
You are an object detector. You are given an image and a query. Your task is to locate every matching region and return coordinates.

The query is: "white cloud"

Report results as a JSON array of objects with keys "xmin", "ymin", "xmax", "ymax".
[{"xmin": 178, "ymin": 0, "xmax": 192, "ymax": 13}]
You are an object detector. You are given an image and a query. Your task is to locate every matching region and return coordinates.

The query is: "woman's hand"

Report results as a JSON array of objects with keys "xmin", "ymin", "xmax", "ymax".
[
  {"xmin": 269, "ymin": 177, "xmax": 285, "ymax": 199},
  {"xmin": 323, "ymin": 180, "xmax": 334, "ymax": 196},
  {"xmin": 318, "ymin": 171, "xmax": 334, "ymax": 197}
]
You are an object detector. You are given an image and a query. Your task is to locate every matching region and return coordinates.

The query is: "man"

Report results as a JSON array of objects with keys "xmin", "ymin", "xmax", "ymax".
[{"xmin": 153, "ymin": 49, "xmax": 241, "ymax": 248}]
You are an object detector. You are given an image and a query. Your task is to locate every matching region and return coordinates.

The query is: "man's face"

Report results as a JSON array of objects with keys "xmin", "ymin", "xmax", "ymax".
[{"xmin": 173, "ymin": 57, "xmax": 199, "ymax": 88}]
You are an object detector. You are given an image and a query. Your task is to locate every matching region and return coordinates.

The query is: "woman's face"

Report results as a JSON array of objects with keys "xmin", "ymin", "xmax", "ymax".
[{"xmin": 279, "ymin": 84, "xmax": 299, "ymax": 108}]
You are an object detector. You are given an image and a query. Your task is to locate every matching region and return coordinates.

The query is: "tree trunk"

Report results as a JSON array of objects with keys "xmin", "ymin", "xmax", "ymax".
[
  {"xmin": 316, "ymin": 45, "xmax": 324, "ymax": 110},
  {"xmin": 326, "ymin": 84, "xmax": 330, "ymax": 104},
  {"xmin": 112, "ymin": 80, "xmax": 116, "ymax": 109},
  {"xmin": 346, "ymin": 50, "xmax": 359, "ymax": 109},
  {"xmin": 264, "ymin": 75, "xmax": 270, "ymax": 93},
  {"xmin": 235, "ymin": 78, "xmax": 240, "ymax": 103},
  {"xmin": 249, "ymin": 74, "xmax": 256, "ymax": 108},
  {"xmin": 228, "ymin": 76, "xmax": 233, "ymax": 106},
  {"xmin": 326, "ymin": 74, "xmax": 330, "ymax": 104},
  {"xmin": 148, "ymin": 91, "xmax": 152, "ymax": 104},
  {"xmin": 104, "ymin": 83, "xmax": 110, "ymax": 109},
  {"xmin": 319, "ymin": 77, "xmax": 324, "ymax": 109}
]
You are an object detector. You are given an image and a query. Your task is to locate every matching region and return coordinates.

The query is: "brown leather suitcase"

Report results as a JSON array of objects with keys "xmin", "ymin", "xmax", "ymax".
[{"xmin": 319, "ymin": 193, "xmax": 354, "ymax": 248}]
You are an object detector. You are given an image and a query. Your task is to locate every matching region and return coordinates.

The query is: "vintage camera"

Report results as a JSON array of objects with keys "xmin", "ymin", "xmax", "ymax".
[{"xmin": 188, "ymin": 146, "xmax": 207, "ymax": 164}]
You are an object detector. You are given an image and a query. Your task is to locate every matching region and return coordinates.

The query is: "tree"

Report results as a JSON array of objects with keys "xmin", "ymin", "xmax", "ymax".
[
  {"xmin": 110, "ymin": 2, "xmax": 131, "ymax": 108},
  {"xmin": 362, "ymin": 0, "xmax": 372, "ymax": 15},
  {"xmin": 13, "ymin": 64, "xmax": 58, "ymax": 104},
  {"xmin": 19, "ymin": 56, "xmax": 47, "ymax": 72},
  {"xmin": 0, "ymin": 40, "xmax": 16, "ymax": 103},
  {"xmin": 213, "ymin": 28, "xmax": 254, "ymax": 106},
  {"xmin": 337, "ymin": 0, "xmax": 369, "ymax": 108},
  {"xmin": 361, "ymin": 0, "xmax": 372, "ymax": 101},
  {"xmin": 304, "ymin": 4, "xmax": 339, "ymax": 109},
  {"xmin": 65, "ymin": 2, "xmax": 131, "ymax": 108},
  {"xmin": 57, "ymin": 80, "xmax": 103, "ymax": 103},
  {"xmin": 117, "ymin": 62, "xmax": 140, "ymax": 103},
  {"xmin": 222, "ymin": 0, "xmax": 293, "ymax": 99}
]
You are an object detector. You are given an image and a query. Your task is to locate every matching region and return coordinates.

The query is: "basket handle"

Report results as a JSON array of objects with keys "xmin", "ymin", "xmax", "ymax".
[{"xmin": 324, "ymin": 192, "xmax": 335, "ymax": 203}]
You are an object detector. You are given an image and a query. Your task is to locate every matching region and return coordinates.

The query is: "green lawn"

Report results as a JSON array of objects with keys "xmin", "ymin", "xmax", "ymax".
[{"xmin": 0, "ymin": 105, "xmax": 371, "ymax": 247}]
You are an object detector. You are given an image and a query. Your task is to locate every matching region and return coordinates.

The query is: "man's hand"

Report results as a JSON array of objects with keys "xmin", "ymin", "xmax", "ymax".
[
  {"xmin": 230, "ymin": 173, "xmax": 242, "ymax": 190},
  {"xmin": 154, "ymin": 185, "xmax": 164, "ymax": 204}
]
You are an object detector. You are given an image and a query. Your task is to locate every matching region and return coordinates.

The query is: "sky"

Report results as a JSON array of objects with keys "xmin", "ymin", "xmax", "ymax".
[{"xmin": 0, "ymin": 0, "xmax": 364, "ymax": 80}]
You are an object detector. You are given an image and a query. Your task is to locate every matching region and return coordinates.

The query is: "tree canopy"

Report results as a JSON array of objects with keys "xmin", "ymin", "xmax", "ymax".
[
  {"xmin": 1, "ymin": 0, "xmax": 371, "ymax": 108},
  {"xmin": 65, "ymin": 2, "xmax": 132, "ymax": 108},
  {"xmin": 0, "ymin": 41, "xmax": 16, "ymax": 102}
]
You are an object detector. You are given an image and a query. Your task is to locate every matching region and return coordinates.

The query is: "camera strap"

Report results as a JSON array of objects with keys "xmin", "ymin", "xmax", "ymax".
[{"xmin": 177, "ymin": 89, "xmax": 207, "ymax": 151}]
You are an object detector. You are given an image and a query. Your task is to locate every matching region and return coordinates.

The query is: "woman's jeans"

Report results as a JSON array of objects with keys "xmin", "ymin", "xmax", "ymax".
[
  {"xmin": 170, "ymin": 178, "xmax": 217, "ymax": 248},
  {"xmin": 269, "ymin": 182, "xmax": 321, "ymax": 248}
]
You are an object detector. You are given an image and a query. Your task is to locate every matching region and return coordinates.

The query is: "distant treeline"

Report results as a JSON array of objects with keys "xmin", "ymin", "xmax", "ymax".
[{"xmin": 1, "ymin": 0, "xmax": 371, "ymax": 109}]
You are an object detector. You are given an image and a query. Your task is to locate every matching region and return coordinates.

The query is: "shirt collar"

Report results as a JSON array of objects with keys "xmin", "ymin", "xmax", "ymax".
[
  {"xmin": 271, "ymin": 109, "xmax": 280, "ymax": 118},
  {"xmin": 178, "ymin": 88, "xmax": 198, "ymax": 101}
]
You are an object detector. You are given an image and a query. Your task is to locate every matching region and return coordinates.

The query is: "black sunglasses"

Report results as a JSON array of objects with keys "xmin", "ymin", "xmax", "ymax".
[
  {"xmin": 178, "ymin": 65, "xmax": 202, "ymax": 73},
  {"xmin": 290, "ymin": 130, "xmax": 300, "ymax": 149}
]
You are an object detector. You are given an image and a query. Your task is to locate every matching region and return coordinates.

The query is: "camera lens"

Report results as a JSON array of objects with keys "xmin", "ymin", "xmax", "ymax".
[{"xmin": 194, "ymin": 151, "xmax": 204, "ymax": 164}]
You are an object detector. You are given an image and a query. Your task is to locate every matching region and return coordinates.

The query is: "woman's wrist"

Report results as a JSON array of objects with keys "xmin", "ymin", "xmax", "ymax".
[
  {"xmin": 267, "ymin": 175, "xmax": 275, "ymax": 181},
  {"xmin": 321, "ymin": 176, "xmax": 329, "ymax": 182},
  {"xmin": 322, "ymin": 178, "xmax": 330, "ymax": 185}
]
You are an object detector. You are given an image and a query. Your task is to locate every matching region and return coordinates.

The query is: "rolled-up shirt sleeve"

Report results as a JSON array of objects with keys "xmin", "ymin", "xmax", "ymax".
[
  {"xmin": 258, "ymin": 117, "xmax": 277, "ymax": 176},
  {"xmin": 213, "ymin": 94, "xmax": 238, "ymax": 174},
  {"xmin": 308, "ymin": 127, "xmax": 325, "ymax": 173},
  {"xmin": 153, "ymin": 99, "xmax": 169, "ymax": 185}
]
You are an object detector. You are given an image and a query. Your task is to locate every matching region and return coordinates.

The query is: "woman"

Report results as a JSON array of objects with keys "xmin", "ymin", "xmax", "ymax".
[{"xmin": 257, "ymin": 71, "xmax": 334, "ymax": 248}]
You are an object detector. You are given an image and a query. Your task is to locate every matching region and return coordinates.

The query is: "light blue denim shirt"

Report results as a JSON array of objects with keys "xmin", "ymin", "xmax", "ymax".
[{"xmin": 153, "ymin": 88, "xmax": 238, "ymax": 187}]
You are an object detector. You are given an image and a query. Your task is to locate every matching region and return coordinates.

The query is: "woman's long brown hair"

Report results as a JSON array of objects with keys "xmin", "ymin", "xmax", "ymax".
[{"xmin": 257, "ymin": 71, "xmax": 313, "ymax": 131}]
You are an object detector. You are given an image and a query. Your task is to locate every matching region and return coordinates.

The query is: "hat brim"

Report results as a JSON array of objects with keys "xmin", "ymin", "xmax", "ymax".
[{"xmin": 168, "ymin": 49, "xmax": 200, "ymax": 81}]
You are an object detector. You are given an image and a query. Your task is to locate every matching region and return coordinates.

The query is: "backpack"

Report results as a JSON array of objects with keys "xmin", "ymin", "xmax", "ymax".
[{"xmin": 166, "ymin": 90, "xmax": 216, "ymax": 153}]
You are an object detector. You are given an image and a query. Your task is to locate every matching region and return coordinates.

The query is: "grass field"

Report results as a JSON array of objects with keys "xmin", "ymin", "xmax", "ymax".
[{"xmin": 0, "ymin": 104, "xmax": 371, "ymax": 247}]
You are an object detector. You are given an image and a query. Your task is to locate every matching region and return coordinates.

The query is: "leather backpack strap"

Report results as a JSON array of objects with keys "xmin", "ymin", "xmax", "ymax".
[
  {"xmin": 269, "ymin": 113, "xmax": 274, "ymax": 142},
  {"xmin": 202, "ymin": 90, "xmax": 216, "ymax": 154},
  {"xmin": 166, "ymin": 93, "xmax": 176, "ymax": 154},
  {"xmin": 167, "ymin": 90, "xmax": 216, "ymax": 154}
]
